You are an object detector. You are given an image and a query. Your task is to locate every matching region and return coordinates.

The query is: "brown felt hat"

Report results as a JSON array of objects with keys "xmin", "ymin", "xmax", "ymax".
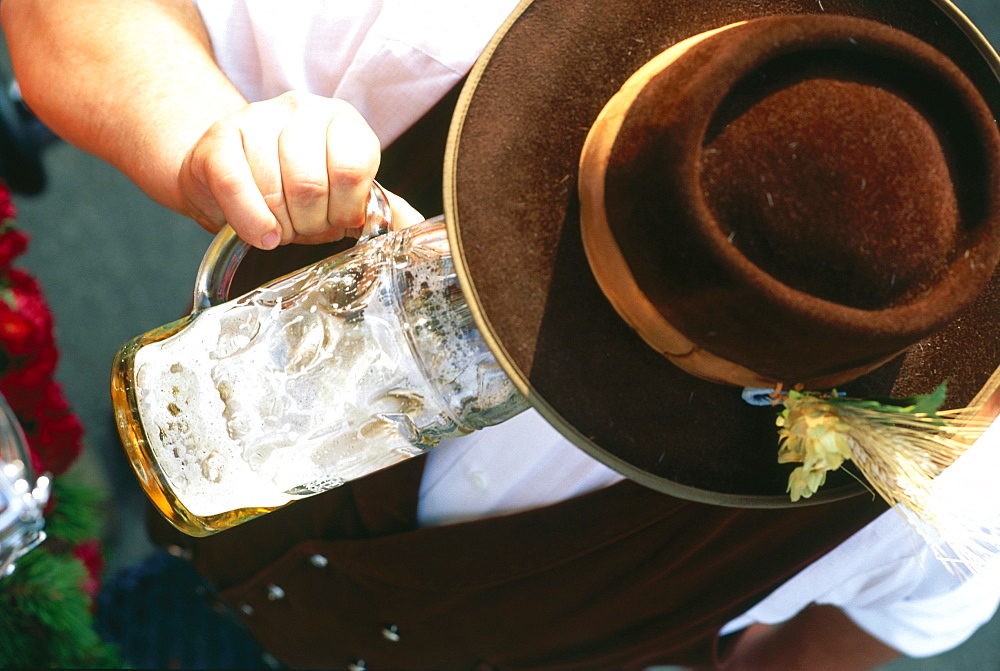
[{"xmin": 444, "ymin": 0, "xmax": 1000, "ymax": 506}]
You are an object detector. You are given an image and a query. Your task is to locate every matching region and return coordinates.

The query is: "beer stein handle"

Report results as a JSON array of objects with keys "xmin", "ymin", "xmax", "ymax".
[{"xmin": 192, "ymin": 181, "xmax": 393, "ymax": 310}]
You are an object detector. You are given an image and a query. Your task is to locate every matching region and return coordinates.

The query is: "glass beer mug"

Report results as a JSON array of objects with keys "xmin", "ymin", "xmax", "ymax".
[{"xmin": 112, "ymin": 184, "xmax": 527, "ymax": 536}]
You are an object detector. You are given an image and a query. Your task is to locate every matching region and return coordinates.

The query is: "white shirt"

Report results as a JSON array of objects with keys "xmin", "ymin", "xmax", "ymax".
[
  {"xmin": 194, "ymin": 0, "xmax": 520, "ymax": 146},
  {"xmin": 192, "ymin": 0, "xmax": 1000, "ymax": 658}
]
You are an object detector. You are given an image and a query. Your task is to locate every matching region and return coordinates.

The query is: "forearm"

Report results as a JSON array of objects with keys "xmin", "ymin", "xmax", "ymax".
[
  {"xmin": 1, "ymin": 0, "xmax": 247, "ymax": 213},
  {"xmin": 720, "ymin": 605, "xmax": 901, "ymax": 671}
]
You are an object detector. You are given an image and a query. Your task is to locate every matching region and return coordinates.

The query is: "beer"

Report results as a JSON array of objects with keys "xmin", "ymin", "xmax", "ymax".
[{"xmin": 112, "ymin": 220, "xmax": 526, "ymax": 536}]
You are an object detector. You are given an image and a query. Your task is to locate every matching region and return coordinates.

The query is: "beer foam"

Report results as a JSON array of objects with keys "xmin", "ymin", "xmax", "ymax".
[
  {"xmin": 131, "ymin": 223, "xmax": 525, "ymax": 521},
  {"xmin": 133, "ymin": 247, "xmax": 439, "ymax": 517}
]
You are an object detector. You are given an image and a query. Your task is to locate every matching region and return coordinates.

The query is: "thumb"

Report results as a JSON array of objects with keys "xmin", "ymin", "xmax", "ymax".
[{"xmin": 386, "ymin": 192, "xmax": 426, "ymax": 230}]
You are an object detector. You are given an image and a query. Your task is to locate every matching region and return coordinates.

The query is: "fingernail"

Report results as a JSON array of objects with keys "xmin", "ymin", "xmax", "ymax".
[{"xmin": 261, "ymin": 231, "xmax": 280, "ymax": 249}]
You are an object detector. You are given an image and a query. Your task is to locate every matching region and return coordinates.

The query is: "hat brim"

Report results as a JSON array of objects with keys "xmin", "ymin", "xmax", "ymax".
[{"xmin": 444, "ymin": 0, "xmax": 1000, "ymax": 506}]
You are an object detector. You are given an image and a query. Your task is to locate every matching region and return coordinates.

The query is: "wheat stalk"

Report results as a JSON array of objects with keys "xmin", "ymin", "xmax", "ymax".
[{"xmin": 776, "ymin": 384, "xmax": 998, "ymax": 575}]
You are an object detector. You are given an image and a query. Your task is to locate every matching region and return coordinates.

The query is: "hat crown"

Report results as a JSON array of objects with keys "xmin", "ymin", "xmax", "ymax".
[
  {"xmin": 702, "ymin": 53, "xmax": 964, "ymax": 309},
  {"xmin": 582, "ymin": 14, "xmax": 1000, "ymax": 388}
]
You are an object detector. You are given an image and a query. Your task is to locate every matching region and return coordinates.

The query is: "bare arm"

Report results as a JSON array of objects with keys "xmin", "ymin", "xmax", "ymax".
[
  {"xmin": 2, "ymin": 0, "xmax": 243, "ymax": 214},
  {"xmin": 721, "ymin": 605, "xmax": 901, "ymax": 671},
  {"xmin": 2, "ymin": 0, "xmax": 416, "ymax": 248}
]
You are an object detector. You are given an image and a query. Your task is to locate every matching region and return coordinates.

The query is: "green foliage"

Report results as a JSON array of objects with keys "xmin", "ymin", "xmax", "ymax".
[
  {"xmin": 45, "ymin": 479, "xmax": 106, "ymax": 546},
  {"xmin": 0, "ymin": 479, "xmax": 123, "ymax": 669},
  {"xmin": 0, "ymin": 288, "xmax": 15, "ymax": 310},
  {"xmin": 0, "ymin": 552, "xmax": 121, "ymax": 668},
  {"xmin": 825, "ymin": 380, "xmax": 950, "ymax": 421}
]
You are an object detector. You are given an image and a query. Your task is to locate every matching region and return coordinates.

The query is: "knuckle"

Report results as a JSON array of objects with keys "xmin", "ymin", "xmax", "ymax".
[
  {"xmin": 201, "ymin": 115, "xmax": 243, "ymax": 144},
  {"xmin": 274, "ymin": 89, "xmax": 314, "ymax": 112},
  {"xmin": 275, "ymin": 90, "xmax": 302, "ymax": 106},
  {"xmin": 327, "ymin": 206, "xmax": 366, "ymax": 229},
  {"xmin": 283, "ymin": 177, "xmax": 327, "ymax": 205},
  {"xmin": 208, "ymin": 165, "xmax": 249, "ymax": 195},
  {"xmin": 327, "ymin": 165, "xmax": 370, "ymax": 191},
  {"xmin": 326, "ymin": 97, "xmax": 357, "ymax": 116}
]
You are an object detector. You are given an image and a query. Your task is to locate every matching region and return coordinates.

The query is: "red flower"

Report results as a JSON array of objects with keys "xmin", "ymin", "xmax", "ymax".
[
  {"xmin": 0, "ymin": 343, "xmax": 59, "ymax": 414},
  {"xmin": 21, "ymin": 381, "xmax": 82, "ymax": 475},
  {"xmin": 72, "ymin": 539, "xmax": 106, "ymax": 601},
  {"xmin": 0, "ymin": 184, "xmax": 16, "ymax": 222},
  {"xmin": 8, "ymin": 268, "xmax": 52, "ymax": 332},
  {"xmin": 0, "ymin": 227, "xmax": 29, "ymax": 269},
  {"xmin": 0, "ymin": 183, "xmax": 109, "ymax": 606},
  {"xmin": 0, "ymin": 308, "xmax": 36, "ymax": 356},
  {"xmin": 0, "ymin": 269, "xmax": 53, "ymax": 358}
]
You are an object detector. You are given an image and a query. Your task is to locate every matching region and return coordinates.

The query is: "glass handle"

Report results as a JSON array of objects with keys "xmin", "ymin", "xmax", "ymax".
[{"xmin": 192, "ymin": 182, "xmax": 394, "ymax": 310}]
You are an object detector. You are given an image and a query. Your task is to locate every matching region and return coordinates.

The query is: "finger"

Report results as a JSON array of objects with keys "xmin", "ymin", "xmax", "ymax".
[
  {"xmin": 180, "ymin": 127, "xmax": 282, "ymax": 249},
  {"xmin": 385, "ymin": 192, "xmax": 425, "ymax": 230},
  {"xmin": 287, "ymin": 191, "xmax": 423, "ymax": 245},
  {"xmin": 239, "ymin": 115, "xmax": 295, "ymax": 246},
  {"xmin": 278, "ymin": 105, "xmax": 334, "ymax": 238},
  {"xmin": 179, "ymin": 130, "xmax": 234, "ymax": 234},
  {"xmin": 325, "ymin": 102, "xmax": 381, "ymax": 228},
  {"xmin": 178, "ymin": 149, "xmax": 228, "ymax": 234},
  {"xmin": 201, "ymin": 126, "xmax": 283, "ymax": 250},
  {"xmin": 286, "ymin": 226, "xmax": 350, "ymax": 246}
]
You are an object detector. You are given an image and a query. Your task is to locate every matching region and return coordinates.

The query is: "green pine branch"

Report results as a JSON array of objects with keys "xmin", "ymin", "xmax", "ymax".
[{"xmin": 0, "ymin": 479, "xmax": 123, "ymax": 668}]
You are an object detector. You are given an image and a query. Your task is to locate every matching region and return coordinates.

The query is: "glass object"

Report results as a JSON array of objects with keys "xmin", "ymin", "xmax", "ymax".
[
  {"xmin": 0, "ymin": 393, "xmax": 50, "ymax": 577},
  {"xmin": 112, "ymin": 185, "xmax": 527, "ymax": 536}
]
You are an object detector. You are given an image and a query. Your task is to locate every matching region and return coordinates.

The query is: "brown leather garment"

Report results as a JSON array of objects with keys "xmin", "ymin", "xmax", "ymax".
[{"xmin": 151, "ymin": 455, "xmax": 886, "ymax": 670}]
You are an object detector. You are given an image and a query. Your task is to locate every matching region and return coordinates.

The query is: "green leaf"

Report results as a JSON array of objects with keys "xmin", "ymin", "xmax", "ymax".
[
  {"xmin": 905, "ymin": 380, "xmax": 949, "ymax": 416},
  {"xmin": 0, "ymin": 287, "xmax": 15, "ymax": 310},
  {"xmin": 45, "ymin": 478, "xmax": 106, "ymax": 545},
  {"xmin": 0, "ymin": 552, "xmax": 123, "ymax": 668},
  {"xmin": 825, "ymin": 380, "xmax": 950, "ymax": 420}
]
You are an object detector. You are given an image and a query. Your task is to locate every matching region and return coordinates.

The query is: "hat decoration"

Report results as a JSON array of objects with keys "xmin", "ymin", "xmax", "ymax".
[
  {"xmin": 769, "ymin": 383, "xmax": 997, "ymax": 573},
  {"xmin": 741, "ymin": 383, "xmax": 977, "ymax": 503}
]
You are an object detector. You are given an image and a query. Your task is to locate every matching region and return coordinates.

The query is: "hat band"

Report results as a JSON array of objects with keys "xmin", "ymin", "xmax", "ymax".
[
  {"xmin": 579, "ymin": 22, "xmax": 813, "ymax": 389},
  {"xmin": 581, "ymin": 176, "xmax": 899, "ymax": 389}
]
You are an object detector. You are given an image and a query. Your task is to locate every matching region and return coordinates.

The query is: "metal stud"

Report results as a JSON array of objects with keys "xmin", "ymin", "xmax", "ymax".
[
  {"xmin": 381, "ymin": 624, "xmax": 401, "ymax": 642},
  {"xmin": 266, "ymin": 583, "xmax": 286, "ymax": 601},
  {"xmin": 239, "ymin": 603, "xmax": 254, "ymax": 616},
  {"xmin": 308, "ymin": 553, "xmax": 329, "ymax": 568},
  {"xmin": 347, "ymin": 659, "xmax": 367, "ymax": 671}
]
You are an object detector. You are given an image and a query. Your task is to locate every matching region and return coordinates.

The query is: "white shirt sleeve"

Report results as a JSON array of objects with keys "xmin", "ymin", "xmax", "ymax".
[
  {"xmin": 720, "ymin": 503, "xmax": 1000, "ymax": 657},
  {"xmin": 417, "ymin": 409, "xmax": 625, "ymax": 527},
  {"xmin": 193, "ymin": 0, "xmax": 520, "ymax": 145}
]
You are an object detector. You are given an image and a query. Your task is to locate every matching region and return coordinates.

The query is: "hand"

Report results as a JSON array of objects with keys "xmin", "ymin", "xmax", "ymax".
[{"xmin": 177, "ymin": 91, "xmax": 423, "ymax": 249}]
